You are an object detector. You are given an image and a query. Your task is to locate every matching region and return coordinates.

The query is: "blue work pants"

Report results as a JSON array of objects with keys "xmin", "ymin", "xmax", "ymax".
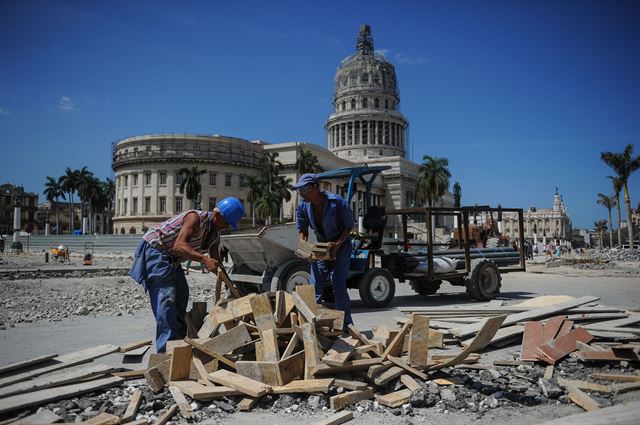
[{"xmin": 311, "ymin": 240, "xmax": 353, "ymax": 329}]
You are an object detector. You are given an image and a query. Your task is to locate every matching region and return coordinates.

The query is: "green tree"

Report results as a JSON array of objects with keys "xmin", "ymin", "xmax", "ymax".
[
  {"xmin": 608, "ymin": 176, "xmax": 623, "ymax": 246},
  {"xmin": 178, "ymin": 166, "xmax": 206, "ymax": 209},
  {"xmin": 594, "ymin": 219, "xmax": 608, "ymax": 249},
  {"xmin": 417, "ymin": 155, "xmax": 451, "ymax": 207},
  {"xmin": 255, "ymin": 191, "xmax": 280, "ymax": 225},
  {"xmin": 261, "ymin": 151, "xmax": 282, "ymax": 192},
  {"xmin": 601, "ymin": 144, "xmax": 640, "ymax": 247},
  {"xmin": 101, "ymin": 178, "xmax": 115, "ymax": 234},
  {"xmin": 294, "ymin": 145, "xmax": 322, "ymax": 175},
  {"xmin": 60, "ymin": 167, "xmax": 79, "ymax": 234},
  {"xmin": 76, "ymin": 167, "xmax": 98, "ymax": 234},
  {"xmin": 596, "ymin": 193, "xmax": 614, "ymax": 247},
  {"xmin": 247, "ymin": 175, "xmax": 265, "ymax": 227},
  {"xmin": 274, "ymin": 175, "xmax": 293, "ymax": 222},
  {"xmin": 44, "ymin": 176, "xmax": 66, "ymax": 235}
]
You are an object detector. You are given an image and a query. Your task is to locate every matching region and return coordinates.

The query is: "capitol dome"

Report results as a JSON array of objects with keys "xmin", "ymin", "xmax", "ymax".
[{"xmin": 326, "ymin": 25, "xmax": 408, "ymax": 161}]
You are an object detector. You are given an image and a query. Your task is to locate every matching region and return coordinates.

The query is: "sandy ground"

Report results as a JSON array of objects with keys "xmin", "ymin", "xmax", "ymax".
[{"xmin": 1, "ymin": 252, "xmax": 639, "ymax": 424}]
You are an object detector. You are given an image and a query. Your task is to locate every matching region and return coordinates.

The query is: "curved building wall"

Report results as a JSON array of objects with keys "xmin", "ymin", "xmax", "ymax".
[{"xmin": 111, "ymin": 134, "xmax": 263, "ymax": 234}]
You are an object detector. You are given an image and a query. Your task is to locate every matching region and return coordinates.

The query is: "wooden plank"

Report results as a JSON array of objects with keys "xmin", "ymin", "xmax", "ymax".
[
  {"xmin": 84, "ymin": 412, "xmax": 120, "ymax": 424},
  {"xmin": 557, "ymin": 377, "xmax": 611, "ymax": 393},
  {"xmin": 367, "ymin": 362, "xmax": 393, "ymax": 379},
  {"xmin": 613, "ymin": 382, "xmax": 640, "ymax": 393},
  {"xmin": 296, "ymin": 284, "xmax": 319, "ymax": 314},
  {"xmin": 0, "ymin": 376, "xmax": 123, "ymax": 415},
  {"xmin": 538, "ymin": 400, "xmax": 640, "ymax": 425},
  {"xmin": 536, "ymin": 328, "xmax": 594, "ymax": 365},
  {"xmin": 0, "ymin": 363, "xmax": 113, "ymax": 398},
  {"xmin": 168, "ymin": 385, "xmax": 196, "ymax": 419},
  {"xmin": 217, "ymin": 267, "xmax": 242, "ymax": 298},
  {"xmin": 584, "ymin": 315, "xmax": 640, "ymax": 330},
  {"xmin": 261, "ymin": 328, "xmax": 281, "ymax": 362},
  {"xmin": 274, "ymin": 291, "xmax": 287, "ymax": 326},
  {"xmin": 282, "ymin": 332, "xmax": 300, "ymax": 359},
  {"xmin": 374, "ymin": 366, "xmax": 404, "ymax": 386},
  {"xmin": 0, "ymin": 344, "xmax": 119, "ymax": 388},
  {"xmin": 11, "ymin": 408, "xmax": 61, "ymax": 425},
  {"xmin": 122, "ymin": 345, "xmax": 150, "ymax": 357},
  {"xmin": 542, "ymin": 316, "xmax": 565, "ymax": 343},
  {"xmin": 408, "ymin": 314, "xmax": 429, "ymax": 367},
  {"xmin": 428, "ymin": 328, "xmax": 445, "ymax": 348},
  {"xmin": 449, "ymin": 296, "xmax": 600, "ymax": 338},
  {"xmin": 301, "ymin": 322, "xmax": 321, "ymax": 379},
  {"xmin": 312, "ymin": 358, "xmax": 382, "ymax": 376},
  {"xmin": 236, "ymin": 397, "xmax": 258, "ymax": 411},
  {"xmin": 208, "ymin": 369, "xmax": 271, "ymax": 398},
  {"xmin": 0, "ymin": 354, "xmax": 57, "ymax": 377},
  {"xmin": 144, "ymin": 367, "xmax": 165, "ymax": 393},
  {"xmin": 236, "ymin": 351, "xmax": 304, "ymax": 386},
  {"xmin": 592, "ymin": 372, "xmax": 640, "ymax": 383},
  {"xmin": 347, "ymin": 325, "xmax": 373, "ymax": 346},
  {"xmin": 565, "ymin": 383, "xmax": 600, "ymax": 411},
  {"xmin": 318, "ymin": 307, "xmax": 345, "ymax": 330},
  {"xmin": 251, "ymin": 293, "xmax": 277, "ymax": 333},
  {"xmin": 312, "ymin": 411, "xmax": 354, "ymax": 425},
  {"xmin": 169, "ymin": 345, "xmax": 192, "ymax": 382},
  {"xmin": 122, "ymin": 389, "xmax": 143, "ymax": 423},
  {"xmin": 400, "ymin": 374, "xmax": 421, "ymax": 392},
  {"xmin": 520, "ymin": 321, "xmax": 544, "ymax": 361},
  {"xmin": 292, "ymin": 291, "xmax": 317, "ymax": 323},
  {"xmin": 272, "ymin": 378, "xmax": 334, "ymax": 394},
  {"xmin": 152, "ymin": 404, "xmax": 177, "ymax": 425},
  {"xmin": 382, "ymin": 322, "xmax": 411, "ymax": 360},
  {"xmin": 322, "ymin": 337, "xmax": 358, "ymax": 367},
  {"xmin": 212, "ymin": 293, "xmax": 256, "ymax": 324},
  {"xmin": 574, "ymin": 350, "xmax": 639, "ymax": 362},
  {"xmin": 387, "ymin": 355, "xmax": 428, "ymax": 381},
  {"xmin": 430, "ymin": 315, "xmax": 507, "ymax": 370},
  {"xmin": 557, "ymin": 320, "xmax": 574, "ymax": 337},
  {"xmin": 119, "ymin": 339, "xmax": 153, "ymax": 353},
  {"xmin": 197, "ymin": 315, "xmax": 221, "ymax": 338},
  {"xmin": 330, "ymin": 388, "xmax": 374, "ymax": 410},
  {"xmin": 333, "ymin": 379, "xmax": 368, "ymax": 391},
  {"xmin": 170, "ymin": 380, "xmax": 241, "ymax": 400},
  {"xmin": 204, "ymin": 323, "xmax": 252, "ymax": 355},
  {"xmin": 192, "ymin": 356, "xmax": 213, "ymax": 386},
  {"xmin": 184, "ymin": 337, "xmax": 236, "ymax": 370},
  {"xmin": 377, "ymin": 389, "xmax": 412, "ymax": 408}
]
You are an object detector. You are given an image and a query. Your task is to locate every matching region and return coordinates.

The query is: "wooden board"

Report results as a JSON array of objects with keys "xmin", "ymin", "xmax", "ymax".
[
  {"xmin": 0, "ymin": 354, "xmax": 57, "ymax": 377},
  {"xmin": 184, "ymin": 337, "xmax": 236, "ymax": 370},
  {"xmin": 208, "ymin": 369, "xmax": 271, "ymax": 398},
  {"xmin": 565, "ymin": 383, "xmax": 600, "ymax": 411},
  {"xmin": 282, "ymin": 332, "xmax": 300, "ymax": 359},
  {"xmin": 122, "ymin": 345, "xmax": 150, "ymax": 358},
  {"xmin": 387, "ymin": 355, "xmax": 428, "ymax": 381},
  {"xmin": 10, "ymin": 408, "xmax": 61, "ymax": 425},
  {"xmin": 203, "ymin": 323, "xmax": 252, "ymax": 355},
  {"xmin": 119, "ymin": 339, "xmax": 153, "ymax": 353},
  {"xmin": 251, "ymin": 293, "xmax": 277, "ymax": 333},
  {"xmin": 292, "ymin": 292, "xmax": 317, "ymax": 323},
  {"xmin": 153, "ymin": 404, "xmax": 177, "ymax": 425},
  {"xmin": 168, "ymin": 385, "xmax": 196, "ymax": 419},
  {"xmin": 212, "ymin": 293, "xmax": 256, "ymax": 324},
  {"xmin": 296, "ymin": 284, "xmax": 319, "ymax": 315},
  {"xmin": 122, "ymin": 389, "xmax": 143, "ymax": 422},
  {"xmin": 197, "ymin": 315, "xmax": 221, "ymax": 338},
  {"xmin": 322, "ymin": 337, "xmax": 358, "ymax": 367},
  {"xmin": 450, "ymin": 296, "xmax": 599, "ymax": 338},
  {"xmin": 0, "ymin": 344, "xmax": 119, "ymax": 388},
  {"xmin": 329, "ymin": 388, "xmax": 374, "ymax": 410},
  {"xmin": 144, "ymin": 367, "xmax": 165, "ymax": 393},
  {"xmin": 272, "ymin": 378, "xmax": 334, "ymax": 394},
  {"xmin": 333, "ymin": 379, "xmax": 368, "ymax": 391},
  {"xmin": 430, "ymin": 315, "xmax": 507, "ymax": 370},
  {"xmin": 592, "ymin": 372, "xmax": 640, "ymax": 383},
  {"xmin": 84, "ymin": 412, "xmax": 120, "ymax": 424},
  {"xmin": 574, "ymin": 350, "xmax": 639, "ymax": 362},
  {"xmin": 261, "ymin": 328, "xmax": 281, "ymax": 362},
  {"xmin": 382, "ymin": 322, "xmax": 411, "ymax": 360},
  {"xmin": 312, "ymin": 358, "xmax": 382, "ymax": 376},
  {"xmin": 520, "ymin": 321, "xmax": 544, "ymax": 361},
  {"xmin": 169, "ymin": 345, "xmax": 192, "ymax": 382},
  {"xmin": 0, "ymin": 376, "xmax": 123, "ymax": 415},
  {"xmin": 377, "ymin": 389, "xmax": 412, "ymax": 408},
  {"xmin": 301, "ymin": 322, "xmax": 321, "ymax": 378},
  {"xmin": 542, "ymin": 316, "xmax": 565, "ymax": 343},
  {"xmin": 400, "ymin": 374, "xmax": 421, "ymax": 392},
  {"xmin": 312, "ymin": 411, "xmax": 354, "ymax": 425},
  {"xmin": 373, "ymin": 366, "xmax": 404, "ymax": 386},
  {"xmin": 409, "ymin": 314, "xmax": 429, "ymax": 367},
  {"xmin": 536, "ymin": 328, "xmax": 594, "ymax": 365},
  {"xmin": 170, "ymin": 380, "xmax": 241, "ymax": 400},
  {"xmin": 347, "ymin": 325, "xmax": 373, "ymax": 346},
  {"xmin": 236, "ymin": 351, "xmax": 304, "ymax": 386}
]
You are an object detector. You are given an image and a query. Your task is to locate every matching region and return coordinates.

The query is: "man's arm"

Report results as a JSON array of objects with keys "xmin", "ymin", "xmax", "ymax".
[
  {"xmin": 328, "ymin": 197, "xmax": 355, "ymax": 256},
  {"xmin": 173, "ymin": 212, "xmax": 219, "ymax": 272},
  {"xmin": 209, "ymin": 241, "xmax": 221, "ymax": 262},
  {"xmin": 296, "ymin": 203, "xmax": 309, "ymax": 241}
]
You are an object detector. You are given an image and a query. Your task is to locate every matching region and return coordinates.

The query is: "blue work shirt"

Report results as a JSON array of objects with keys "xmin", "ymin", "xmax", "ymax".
[{"xmin": 296, "ymin": 191, "xmax": 355, "ymax": 243}]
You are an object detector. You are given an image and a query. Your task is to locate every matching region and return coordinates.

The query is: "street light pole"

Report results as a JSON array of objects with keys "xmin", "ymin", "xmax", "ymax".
[{"xmin": 11, "ymin": 186, "xmax": 24, "ymax": 252}]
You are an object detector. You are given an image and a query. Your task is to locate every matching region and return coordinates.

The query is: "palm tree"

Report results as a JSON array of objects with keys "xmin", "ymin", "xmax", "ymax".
[
  {"xmin": 416, "ymin": 155, "xmax": 451, "ymax": 207},
  {"xmin": 274, "ymin": 175, "xmax": 293, "ymax": 222},
  {"xmin": 596, "ymin": 193, "xmax": 614, "ymax": 247},
  {"xmin": 255, "ymin": 191, "xmax": 280, "ymax": 225},
  {"xmin": 261, "ymin": 151, "xmax": 282, "ymax": 192},
  {"xmin": 178, "ymin": 166, "xmax": 206, "ymax": 209},
  {"xmin": 76, "ymin": 167, "xmax": 97, "ymax": 234},
  {"xmin": 44, "ymin": 176, "xmax": 66, "ymax": 235},
  {"xmin": 102, "ymin": 178, "xmax": 115, "ymax": 234},
  {"xmin": 60, "ymin": 167, "xmax": 79, "ymax": 234},
  {"xmin": 247, "ymin": 175, "xmax": 265, "ymax": 227},
  {"xmin": 594, "ymin": 220, "xmax": 608, "ymax": 249},
  {"xmin": 601, "ymin": 145, "xmax": 640, "ymax": 247},
  {"xmin": 608, "ymin": 176, "xmax": 623, "ymax": 247},
  {"xmin": 294, "ymin": 145, "xmax": 323, "ymax": 175}
]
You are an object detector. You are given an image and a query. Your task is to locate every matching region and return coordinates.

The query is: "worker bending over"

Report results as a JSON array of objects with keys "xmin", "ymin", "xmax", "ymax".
[
  {"xmin": 129, "ymin": 197, "xmax": 244, "ymax": 352},
  {"xmin": 295, "ymin": 173, "xmax": 355, "ymax": 330}
]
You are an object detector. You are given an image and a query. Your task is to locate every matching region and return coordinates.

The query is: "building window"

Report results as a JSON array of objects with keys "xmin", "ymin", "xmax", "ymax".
[
  {"xmin": 374, "ymin": 98, "xmax": 379, "ymax": 108},
  {"xmin": 124, "ymin": 199, "xmax": 128, "ymax": 215},
  {"xmin": 351, "ymin": 99, "xmax": 356, "ymax": 110},
  {"xmin": 209, "ymin": 172, "xmax": 217, "ymax": 186},
  {"xmin": 144, "ymin": 196, "xmax": 151, "ymax": 213},
  {"xmin": 362, "ymin": 98, "xmax": 368, "ymax": 108},
  {"xmin": 146, "ymin": 146, "xmax": 152, "ymax": 155},
  {"xmin": 209, "ymin": 197, "xmax": 217, "ymax": 211},
  {"xmin": 159, "ymin": 197, "xmax": 166, "ymax": 213},
  {"xmin": 341, "ymin": 101, "xmax": 346, "ymax": 111},
  {"xmin": 176, "ymin": 173, "xmax": 183, "ymax": 185},
  {"xmin": 225, "ymin": 174, "xmax": 232, "ymax": 187},
  {"xmin": 239, "ymin": 174, "xmax": 248, "ymax": 187},
  {"xmin": 175, "ymin": 197, "xmax": 183, "ymax": 212},
  {"xmin": 124, "ymin": 175, "xmax": 128, "ymax": 187},
  {"xmin": 361, "ymin": 73, "xmax": 368, "ymax": 83},
  {"xmin": 159, "ymin": 172, "xmax": 167, "ymax": 185},
  {"xmin": 132, "ymin": 174, "xmax": 138, "ymax": 186},
  {"xmin": 132, "ymin": 197, "xmax": 138, "ymax": 214},
  {"xmin": 145, "ymin": 172, "xmax": 151, "ymax": 186},
  {"xmin": 385, "ymin": 99, "xmax": 389, "ymax": 109},
  {"xmin": 348, "ymin": 150, "xmax": 352, "ymax": 156}
]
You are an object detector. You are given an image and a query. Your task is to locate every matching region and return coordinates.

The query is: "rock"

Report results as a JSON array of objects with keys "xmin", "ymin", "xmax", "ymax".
[
  {"xmin": 440, "ymin": 388, "xmax": 456, "ymax": 402},
  {"xmin": 538, "ymin": 378, "xmax": 563, "ymax": 399},
  {"xmin": 485, "ymin": 395, "xmax": 499, "ymax": 409},
  {"xmin": 277, "ymin": 395, "xmax": 295, "ymax": 409},
  {"xmin": 307, "ymin": 395, "xmax": 323, "ymax": 410},
  {"xmin": 74, "ymin": 306, "xmax": 89, "ymax": 315},
  {"xmin": 401, "ymin": 403, "xmax": 413, "ymax": 415},
  {"xmin": 117, "ymin": 278, "xmax": 125, "ymax": 283},
  {"xmin": 410, "ymin": 386, "xmax": 439, "ymax": 408},
  {"xmin": 213, "ymin": 400, "xmax": 234, "ymax": 412}
]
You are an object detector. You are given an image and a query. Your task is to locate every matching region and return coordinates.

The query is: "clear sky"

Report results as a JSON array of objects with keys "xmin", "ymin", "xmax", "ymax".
[{"xmin": 1, "ymin": 0, "xmax": 638, "ymax": 229}]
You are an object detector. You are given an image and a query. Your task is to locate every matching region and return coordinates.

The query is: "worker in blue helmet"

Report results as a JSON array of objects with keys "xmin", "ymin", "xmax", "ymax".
[
  {"xmin": 129, "ymin": 196, "xmax": 244, "ymax": 352},
  {"xmin": 294, "ymin": 174, "xmax": 355, "ymax": 330}
]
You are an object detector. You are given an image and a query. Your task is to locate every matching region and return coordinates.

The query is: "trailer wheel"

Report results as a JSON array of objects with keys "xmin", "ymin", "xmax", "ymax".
[
  {"xmin": 358, "ymin": 268, "xmax": 395, "ymax": 308},
  {"xmin": 466, "ymin": 259, "xmax": 502, "ymax": 300},
  {"xmin": 409, "ymin": 279, "xmax": 442, "ymax": 296},
  {"xmin": 278, "ymin": 263, "xmax": 312, "ymax": 293}
]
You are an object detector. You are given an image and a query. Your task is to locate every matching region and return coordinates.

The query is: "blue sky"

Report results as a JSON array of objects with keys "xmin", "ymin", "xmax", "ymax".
[{"xmin": 1, "ymin": 0, "xmax": 638, "ymax": 229}]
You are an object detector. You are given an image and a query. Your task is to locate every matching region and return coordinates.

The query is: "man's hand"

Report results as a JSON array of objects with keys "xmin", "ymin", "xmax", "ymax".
[
  {"xmin": 299, "ymin": 232, "xmax": 308, "ymax": 242},
  {"xmin": 327, "ymin": 241, "xmax": 339, "ymax": 258},
  {"xmin": 202, "ymin": 256, "xmax": 220, "ymax": 273}
]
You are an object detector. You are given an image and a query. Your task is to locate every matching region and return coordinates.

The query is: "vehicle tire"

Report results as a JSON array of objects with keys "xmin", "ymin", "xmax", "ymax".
[
  {"xmin": 466, "ymin": 259, "xmax": 502, "ymax": 300},
  {"xmin": 358, "ymin": 268, "xmax": 396, "ymax": 308},
  {"xmin": 277, "ymin": 262, "xmax": 312, "ymax": 293},
  {"xmin": 409, "ymin": 279, "xmax": 442, "ymax": 296}
]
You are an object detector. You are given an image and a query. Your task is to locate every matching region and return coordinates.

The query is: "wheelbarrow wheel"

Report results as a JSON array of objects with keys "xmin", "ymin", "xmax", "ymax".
[
  {"xmin": 358, "ymin": 268, "xmax": 395, "ymax": 308},
  {"xmin": 409, "ymin": 279, "xmax": 442, "ymax": 296},
  {"xmin": 278, "ymin": 262, "xmax": 312, "ymax": 293}
]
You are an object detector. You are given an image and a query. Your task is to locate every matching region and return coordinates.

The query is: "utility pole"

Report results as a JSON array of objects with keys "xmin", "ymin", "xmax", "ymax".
[{"xmin": 11, "ymin": 186, "xmax": 24, "ymax": 252}]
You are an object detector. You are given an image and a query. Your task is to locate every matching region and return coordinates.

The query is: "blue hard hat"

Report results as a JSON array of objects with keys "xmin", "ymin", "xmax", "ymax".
[
  {"xmin": 217, "ymin": 197, "xmax": 244, "ymax": 229},
  {"xmin": 292, "ymin": 173, "xmax": 319, "ymax": 189}
]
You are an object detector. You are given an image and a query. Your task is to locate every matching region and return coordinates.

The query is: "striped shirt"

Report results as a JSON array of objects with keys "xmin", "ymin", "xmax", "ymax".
[{"xmin": 143, "ymin": 210, "xmax": 219, "ymax": 261}]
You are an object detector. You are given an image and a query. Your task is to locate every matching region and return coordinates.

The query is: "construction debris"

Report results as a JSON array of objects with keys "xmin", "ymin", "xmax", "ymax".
[{"xmin": 0, "ymin": 290, "xmax": 638, "ymax": 423}]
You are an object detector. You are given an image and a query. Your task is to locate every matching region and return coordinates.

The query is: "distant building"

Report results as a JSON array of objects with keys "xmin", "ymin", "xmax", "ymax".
[
  {"xmin": 0, "ymin": 183, "xmax": 39, "ymax": 235},
  {"xmin": 36, "ymin": 201, "xmax": 83, "ymax": 235}
]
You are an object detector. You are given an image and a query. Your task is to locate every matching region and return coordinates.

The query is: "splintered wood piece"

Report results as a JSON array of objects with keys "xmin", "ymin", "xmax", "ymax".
[
  {"xmin": 208, "ymin": 369, "xmax": 271, "ymax": 398},
  {"xmin": 329, "ymin": 388, "xmax": 374, "ymax": 410},
  {"xmin": 272, "ymin": 378, "xmax": 335, "ymax": 394},
  {"xmin": 251, "ymin": 293, "xmax": 277, "ymax": 333},
  {"xmin": 312, "ymin": 411, "xmax": 354, "ymax": 425},
  {"xmin": 409, "ymin": 314, "xmax": 429, "ymax": 367},
  {"xmin": 592, "ymin": 373, "xmax": 640, "ymax": 383},
  {"xmin": 542, "ymin": 316, "xmax": 565, "ymax": 343},
  {"xmin": 301, "ymin": 322, "xmax": 321, "ymax": 379},
  {"xmin": 322, "ymin": 337, "xmax": 359, "ymax": 367},
  {"xmin": 119, "ymin": 339, "xmax": 153, "ymax": 353},
  {"xmin": 520, "ymin": 321, "xmax": 544, "ymax": 361},
  {"xmin": 374, "ymin": 366, "xmax": 404, "ymax": 386},
  {"xmin": 382, "ymin": 322, "xmax": 412, "ymax": 360},
  {"xmin": 144, "ymin": 368, "xmax": 165, "ymax": 393},
  {"xmin": 121, "ymin": 389, "xmax": 143, "ymax": 422},
  {"xmin": 296, "ymin": 284, "xmax": 319, "ymax": 314},
  {"xmin": 565, "ymin": 383, "xmax": 600, "ymax": 411},
  {"xmin": 372, "ymin": 325, "xmax": 391, "ymax": 346},
  {"xmin": 387, "ymin": 355, "xmax": 428, "ymax": 381},
  {"xmin": 378, "ymin": 389, "xmax": 412, "ymax": 408},
  {"xmin": 292, "ymin": 292, "xmax": 317, "ymax": 323},
  {"xmin": 282, "ymin": 332, "xmax": 300, "ymax": 359},
  {"xmin": 274, "ymin": 291, "xmax": 287, "ymax": 326},
  {"xmin": 84, "ymin": 412, "xmax": 120, "ymax": 424},
  {"xmin": 236, "ymin": 397, "xmax": 258, "ymax": 411},
  {"xmin": 261, "ymin": 328, "xmax": 281, "ymax": 362},
  {"xmin": 168, "ymin": 385, "xmax": 196, "ymax": 419},
  {"xmin": 400, "ymin": 374, "xmax": 421, "ymax": 392},
  {"xmin": 536, "ymin": 328, "xmax": 594, "ymax": 365},
  {"xmin": 169, "ymin": 346, "xmax": 192, "ymax": 382},
  {"xmin": 333, "ymin": 379, "xmax": 368, "ymax": 391},
  {"xmin": 184, "ymin": 337, "xmax": 236, "ymax": 370},
  {"xmin": 170, "ymin": 380, "xmax": 241, "ymax": 400},
  {"xmin": 153, "ymin": 404, "xmax": 178, "ymax": 425}
]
